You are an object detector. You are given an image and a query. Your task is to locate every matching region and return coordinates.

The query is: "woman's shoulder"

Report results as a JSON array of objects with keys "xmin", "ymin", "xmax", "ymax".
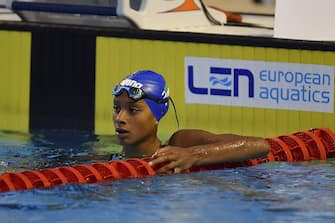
[
  {"xmin": 170, "ymin": 129, "xmax": 213, "ymax": 140},
  {"xmin": 167, "ymin": 129, "xmax": 216, "ymax": 147}
]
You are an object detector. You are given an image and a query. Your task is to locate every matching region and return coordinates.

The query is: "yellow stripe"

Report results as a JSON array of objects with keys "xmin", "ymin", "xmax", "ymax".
[
  {"xmin": 0, "ymin": 31, "xmax": 31, "ymax": 132},
  {"xmin": 95, "ymin": 37, "xmax": 335, "ymax": 137}
]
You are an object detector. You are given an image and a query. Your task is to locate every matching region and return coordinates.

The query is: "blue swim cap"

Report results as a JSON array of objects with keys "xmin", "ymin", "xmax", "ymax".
[{"xmin": 113, "ymin": 70, "xmax": 170, "ymax": 121}]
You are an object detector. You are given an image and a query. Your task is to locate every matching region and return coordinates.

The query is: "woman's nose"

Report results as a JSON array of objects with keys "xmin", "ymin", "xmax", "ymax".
[{"xmin": 114, "ymin": 109, "xmax": 127, "ymax": 123}]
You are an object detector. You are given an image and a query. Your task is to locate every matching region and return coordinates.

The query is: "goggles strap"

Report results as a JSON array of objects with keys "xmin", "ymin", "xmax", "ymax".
[{"xmin": 169, "ymin": 97, "xmax": 180, "ymax": 129}]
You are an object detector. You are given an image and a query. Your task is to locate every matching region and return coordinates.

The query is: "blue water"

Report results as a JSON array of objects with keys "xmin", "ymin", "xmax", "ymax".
[{"xmin": 0, "ymin": 130, "xmax": 334, "ymax": 223}]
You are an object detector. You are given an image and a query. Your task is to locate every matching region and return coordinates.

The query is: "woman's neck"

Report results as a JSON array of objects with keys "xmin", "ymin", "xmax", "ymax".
[{"xmin": 122, "ymin": 137, "xmax": 161, "ymax": 158}]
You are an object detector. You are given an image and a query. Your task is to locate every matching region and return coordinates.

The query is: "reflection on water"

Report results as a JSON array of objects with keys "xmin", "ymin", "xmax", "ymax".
[
  {"xmin": 0, "ymin": 130, "xmax": 334, "ymax": 223},
  {"xmin": 0, "ymin": 129, "xmax": 121, "ymax": 172}
]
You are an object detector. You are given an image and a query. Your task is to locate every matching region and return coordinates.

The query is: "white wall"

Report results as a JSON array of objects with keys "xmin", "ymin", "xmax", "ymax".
[{"xmin": 274, "ymin": 0, "xmax": 335, "ymax": 41}]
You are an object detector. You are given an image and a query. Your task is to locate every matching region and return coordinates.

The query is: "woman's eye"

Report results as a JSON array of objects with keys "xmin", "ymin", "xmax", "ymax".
[
  {"xmin": 113, "ymin": 105, "xmax": 121, "ymax": 113},
  {"xmin": 129, "ymin": 107, "xmax": 140, "ymax": 113}
]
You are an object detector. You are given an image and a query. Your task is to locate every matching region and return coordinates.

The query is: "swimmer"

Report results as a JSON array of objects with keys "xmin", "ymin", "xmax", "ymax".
[{"xmin": 112, "ymin": 70, "xmax": 270, "ymax": 173}]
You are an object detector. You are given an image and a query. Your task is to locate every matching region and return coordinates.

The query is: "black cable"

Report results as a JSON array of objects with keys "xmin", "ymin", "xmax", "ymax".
[
  {"xmin": 198, "ymin": 0, "xmax": 273, "ymax": 30},
  {"xmin": 226, "ymin": 21, "xmax": 273, "ymax": 30},
  {"xmin": 198, "ymin": 0, "xmax": 223, "ymax": 26}
]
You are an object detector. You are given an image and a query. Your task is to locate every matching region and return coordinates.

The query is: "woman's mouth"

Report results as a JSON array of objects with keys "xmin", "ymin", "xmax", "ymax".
[{"xmin": 115, "ymin": 128, "xmax": 130, "ymax": 139}]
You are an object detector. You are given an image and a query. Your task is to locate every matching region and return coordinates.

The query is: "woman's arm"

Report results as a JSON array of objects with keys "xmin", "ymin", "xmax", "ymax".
[
  {"xmin": 149, "ymin": 129, "xmax": 270, "ymax": 173},
  {"xmin": 167, "ymin": 129, "xmax": 258, "ymax": 147}
]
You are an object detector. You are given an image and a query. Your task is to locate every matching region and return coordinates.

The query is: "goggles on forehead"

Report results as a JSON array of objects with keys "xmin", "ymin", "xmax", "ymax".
[{"xmin": 112, "ymin": 85, "xmax": 169, "ymax": 104}]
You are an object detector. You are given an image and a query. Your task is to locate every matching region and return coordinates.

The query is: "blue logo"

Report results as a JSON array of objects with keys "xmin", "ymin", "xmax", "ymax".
[
  {"xmin": 185, "ymin": 57, "xmax": 334, "ymax": 113},
  {"xmin": 187, "ymin": 65, "xmax": 254, "ymax": 97},
  {"xmin": 209, "ymin": 76, "xmax": 232, "ymax": 87}
]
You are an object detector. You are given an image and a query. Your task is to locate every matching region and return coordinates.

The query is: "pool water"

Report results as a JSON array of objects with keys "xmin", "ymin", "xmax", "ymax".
[{"xmin": 0, "ymin": 130, "xmax": 334, "ymax": 223}]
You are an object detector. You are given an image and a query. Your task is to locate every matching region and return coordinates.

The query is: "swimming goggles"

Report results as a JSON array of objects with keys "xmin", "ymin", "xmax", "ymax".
[{"xmin": 112, "ymin": 85, "xmax": 169, "ymax": 104}]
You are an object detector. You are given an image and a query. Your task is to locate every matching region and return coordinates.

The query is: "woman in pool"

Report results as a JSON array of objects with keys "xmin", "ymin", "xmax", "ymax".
[{"xmin": 112, "ymin": 70, "xmax": 270, "ymax": 173}]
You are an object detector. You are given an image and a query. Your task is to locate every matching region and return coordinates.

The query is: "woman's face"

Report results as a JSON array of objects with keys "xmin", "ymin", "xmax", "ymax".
[{"xmin": 112, "ymin": 92, "xmax": 158, "ymax": 148}]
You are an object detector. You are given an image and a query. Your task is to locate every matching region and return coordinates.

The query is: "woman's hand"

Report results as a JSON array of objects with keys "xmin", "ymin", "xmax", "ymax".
[
  {"xmin": 148, "ymin": 131, "xmax": 270, "ymax": 174},
  {"xmin": 149, "ymin": 146, "xmax": 200, "ymax": 174}
]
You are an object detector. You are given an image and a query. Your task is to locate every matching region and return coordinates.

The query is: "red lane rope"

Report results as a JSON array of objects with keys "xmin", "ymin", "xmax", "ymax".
[
  {"xmin": 289, "ymin": 135, "xmax": 310, "ymax": 161},
  {"xmin": 98, "ymin": 162, "xmax": 122, "ymax": 180},
  {"xmin": 270, "ymin": 137, "xmax": 294, "ymax": 162},
  {"xmin": 311, "ymin": 128, "xmax": 335, "ymax": 158},
  {"xmin": 0, "ymin": 128, "xmax": 334, "ymax": 193},
  {"xmin": 295, "ymin": 131, "xmax": 327, "ymax": 160},
  {"xmin": 15, "ymin": 172, "xmax": 33, "ymax": 190},
  {"xmin": 77, "ymin": 164, "xmax": 103, "ymax": 182},
  {"xmin": 2, "ymin": 173, "xmax": 16, "ymax": 191},
  {"xmin": 51, "ymin": 169, "xmax": 69, "ymax": 184},
  {"xmin": 62, "ymin": 167, "xmax": 86, "ymax": 183},
  {"xmin": 110, "ymin": 160, "xmax": 139, "ymax": 178},
  {"xmin": 25, "ymin": 170, "xmax": 51, "ymax": 188},
  {"xmin": 126, "ymin": 158, "xmax": 156, "ymax": 176}
]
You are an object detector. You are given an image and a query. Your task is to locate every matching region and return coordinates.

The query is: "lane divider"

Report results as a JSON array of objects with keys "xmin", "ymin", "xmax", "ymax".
[{"xmin": 0, "ymin": 128, "xmax": 334, "ymax": 193}]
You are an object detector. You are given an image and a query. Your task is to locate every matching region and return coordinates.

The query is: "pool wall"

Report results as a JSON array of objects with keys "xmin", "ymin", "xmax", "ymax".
[
  {"xmin": 0, "ymin": 30, "xmax": 30, "ymax": 131},
  {"xmin": 0, "ymin": 22, "xmax": 334, "ymax": 137}
]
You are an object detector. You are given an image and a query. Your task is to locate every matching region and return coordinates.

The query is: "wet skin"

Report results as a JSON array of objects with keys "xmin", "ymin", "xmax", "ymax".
[{"xmin": 113, "ymin": 93, "xmax": 270, "ymax": 173}]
